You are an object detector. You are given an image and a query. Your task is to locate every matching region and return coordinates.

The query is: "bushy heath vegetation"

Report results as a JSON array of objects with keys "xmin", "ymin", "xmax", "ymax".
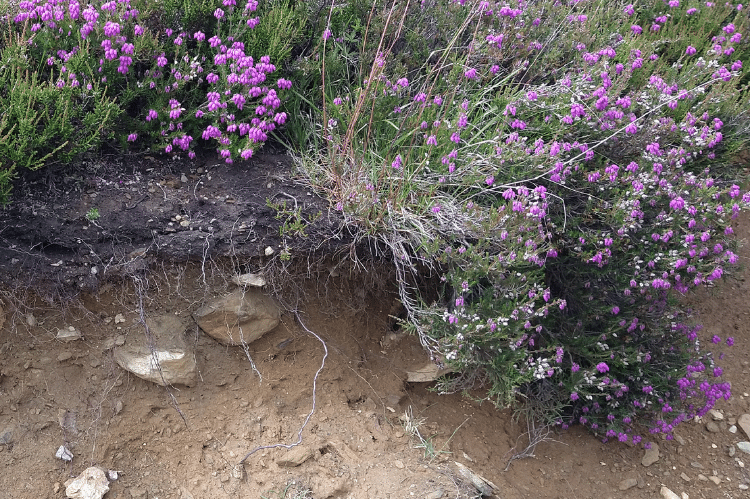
[
  {"xmin": 2, "ymin": 0, "xmax": 750, "ymax": 445},
  {"xmin": 292, "ymin": 0, "xmax": 750, "ymax": 444}
]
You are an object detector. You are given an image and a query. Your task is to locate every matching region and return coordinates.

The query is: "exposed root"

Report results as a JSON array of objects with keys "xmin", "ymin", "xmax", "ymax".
[{"xmin": 238, "ymin": 310, "xmax": 328, "ymax": 465}]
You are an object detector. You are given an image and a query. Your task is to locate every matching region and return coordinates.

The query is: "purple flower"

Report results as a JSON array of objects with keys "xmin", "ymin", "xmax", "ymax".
[
  {"xmin": 127, "ymin": 133, "xmax": 137, "ymax": 142},
  {"xmin": 214, "ymin": 8, "xmax": 224, "ymax": 19},
  {"xmin": 596, "ymin": 362, "xmax": 609, "ymax": 374},
  {"xmin": 727, "ymin": 337, "xmax": 735, "ymax": 346},
  {"xmin": 686, "ymin": 46, "xmax": 697, "ymax": 56},
  {"xmin": 431, "ymin": 205, "xmax": 441, "ymax": 214},
  {"xmin": 570, "ymin": 392, "xmax": 579, "ymax": 401},
  {"xmin": 670, "ymin": 197, "xmax": 685, "ymax": 210}
]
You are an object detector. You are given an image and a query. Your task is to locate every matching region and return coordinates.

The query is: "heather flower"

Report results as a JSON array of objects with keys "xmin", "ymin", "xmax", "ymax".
[
  {"xmin": 597, "ymin": 362, "xmax": 610, "ymax": 374},
  {"xmin": 686, "ymin": 46, "xmax": 697, "ymax": 56}
]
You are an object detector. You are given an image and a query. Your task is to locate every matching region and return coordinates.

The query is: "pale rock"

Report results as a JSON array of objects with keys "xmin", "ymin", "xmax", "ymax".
[
  {"xmin": 737, "ymin": 441, "xmax": 750, "ymax": 455},
  {"xmin": 0, "ymin": 425, "xmax": 15, "ymax": 445},
  {"xmin": 680, "ymin": 472, "xmax": 691, "ymax": 482},
  {"xmin": 618, "ymin": 478, "xmax": 638, "ymax": 490},
  {"xmin": 660, "ymin": 485, "xmax": 680, "ymax": 499},
  {"xmin": 394, "ymin": 459, "xmax": 404, "ymax": 469},
  {"xmin": 128, "ymin": 488, "xmax": 147, "ymax": 499},
  {"xmin": 406, "ymin": 361, "xmax": 456, "ymax": 382},
  {"xmin": 113, "ymin": 315, "xmax": 196, "ymax": 386},
  {"xmin": 231, "ymin": 273, "xmax": 267, "ymax": 287},
  {"xmin": 64, "ymin": 467, "xmax": 109, "ymax": 499},
  {"xmin": 738, "ymin": 414, "xmax": 750, "ymax": 440},
  {"xmin": 193, "ymin": 289, "xmax": 280, "ymax": 346},
  {"xmin": 56, "ymin": 445, "xmax": 73, "ymax": 461},
  {"xmin": 710, "ymin": 409, "xmax": 724, "ymax": 421},
  {"xmin": 709, "ymin": 476, "xmax": 721, "ymax": 485},
  {"xmin": 454, "ymin": 461, "xmax": 498, "ymax": 497},
  {"xmin": 730, "ymin": 425, "xmax": 738, "ymax": 434},
  {"xmin": 264, "ymin": 246, "xmax": 274, "ymax": 256},
  {"xmin": 697, "ymin": 474, "xmax": 708, "ymax": 481},
  {"xmin": 642, "ymin": 442, "xmax": 660, "ymax": 467},
  {"xmin": 26, "ymin": 313, "xmax": 37, "ymax": 327},
  {"xmin": 705, "ymin": 421, "xmax": 720, "ymax": 433},
  {"xmin": 114, "ymin": 314, "xmax": 126, "ymax": 324},
  {"xmin": 57, "ymin": 326, "xmax": 82, "ymax": 342},
  {"xmin": 425, "ymin": 489, "xmax": 445, "ymax": 499},
  {"xmin": 276, "ymin": 445, "xmax": 314, "ymax": 467}
]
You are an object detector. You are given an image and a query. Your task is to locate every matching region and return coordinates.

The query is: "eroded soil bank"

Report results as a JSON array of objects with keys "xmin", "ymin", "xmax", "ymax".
[{"xmin": 1, "ymin": 154, "xmax": 750, "ymax": 499}]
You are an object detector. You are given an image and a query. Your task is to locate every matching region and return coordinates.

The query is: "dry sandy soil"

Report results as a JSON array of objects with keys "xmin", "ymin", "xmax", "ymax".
[{"xmin": 0, "ymin": 154, "xmax": 749, "ymax": 499}]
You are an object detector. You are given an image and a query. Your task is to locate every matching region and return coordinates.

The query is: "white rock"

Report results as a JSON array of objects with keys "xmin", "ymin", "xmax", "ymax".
[
  {"xmin": 264, "ymin": 246, "xmax": 274, "ymax": 256},
  {"xmin": 114, "ymin": 314, "xmax": 125, "ymax": 324},
  {"xmin": 26, "ymin": 313, "xmax": 37, "ymax": 326},
  {"xmin": 660, "ymin": 485, "xmax": 680, "ymax": 499},
  {"xmin": 231, "ymin": 273, "xmax": 267, "ymax": 287},
  {"xmin": 57, "ymin": 327, "xmax": 82, "ymax": 342},
  {"xmin": 56, "ymin": 445, "xmax": 73, "ymax": 461},
  {"xmin": 730, "ymin": 425, "xmax": 738, "ymax": 434},
  {"xmin": 710, "ymin": 409, "xmax": 724, "ymax": 421},
  {"xmin": 65, "ymin": 467, "xmax": 109, "ymax": 499},
  {"xmin": 737, "ymin": 441, "xmax": 750, "ymax": 455}
]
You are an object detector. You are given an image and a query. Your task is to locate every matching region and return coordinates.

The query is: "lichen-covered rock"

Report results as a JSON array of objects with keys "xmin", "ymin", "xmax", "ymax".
[
  {"xmin": 193, "ymin": 289, "xmax": 280, "ymax": 345},
  {"xmin": 113, "ymin": 315, "xmax": 196, "ymax": 386}
]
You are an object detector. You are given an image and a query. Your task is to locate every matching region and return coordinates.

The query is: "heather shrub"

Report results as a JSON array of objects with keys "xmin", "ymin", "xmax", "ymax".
[
  {"xmin": 0, "ymin": 25, "xmax": 120, "ymax": 204},
  {"xmin": 293, "ymin": 0, "xmax": 750, "ymax": 442},
  {"xmin": 0, "ymin": 0, "xmax": 295, "ymax": 201}
]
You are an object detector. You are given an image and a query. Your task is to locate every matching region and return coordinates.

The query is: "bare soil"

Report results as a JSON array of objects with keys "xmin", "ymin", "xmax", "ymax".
[{"xmin": 0, "ymin": 154, "xmax": 749, "ymax": 499}]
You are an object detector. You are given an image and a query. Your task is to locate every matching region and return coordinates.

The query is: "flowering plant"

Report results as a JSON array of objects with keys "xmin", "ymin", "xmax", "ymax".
[
  {"xmin": 4, "ymin": 0, "xmax": 295, "ymax": 169},
  {"xmin": 294, "ymin": 0, "xmax": 750, "ymax": 442}
]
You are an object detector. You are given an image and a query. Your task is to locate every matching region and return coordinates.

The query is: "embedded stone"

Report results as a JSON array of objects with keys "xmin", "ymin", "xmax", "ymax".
[
  {"xmin": 738, "ymin": 414, "xmax": 750, "ymax": 440},
  {"xmin": 276, "ymin": 445, "xmax": 314, "ymax": 467},
  {"xmin": 113, "ymin": 315, "xmax": 196, "ymax": 386},
  {"xmin": 193, "ymin": 289, "xmax": 280, "ymax": 346},
  {"xmin": 642, "ymin": 442, "xmax": 660, "ymax": 467},
  {"xmin": 231, "ymin": 272, "xmax": 267, "ymax": 287},
  {"xmin": 64, "ymin": 467, "xmax": 109, "ymax": 499}
]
